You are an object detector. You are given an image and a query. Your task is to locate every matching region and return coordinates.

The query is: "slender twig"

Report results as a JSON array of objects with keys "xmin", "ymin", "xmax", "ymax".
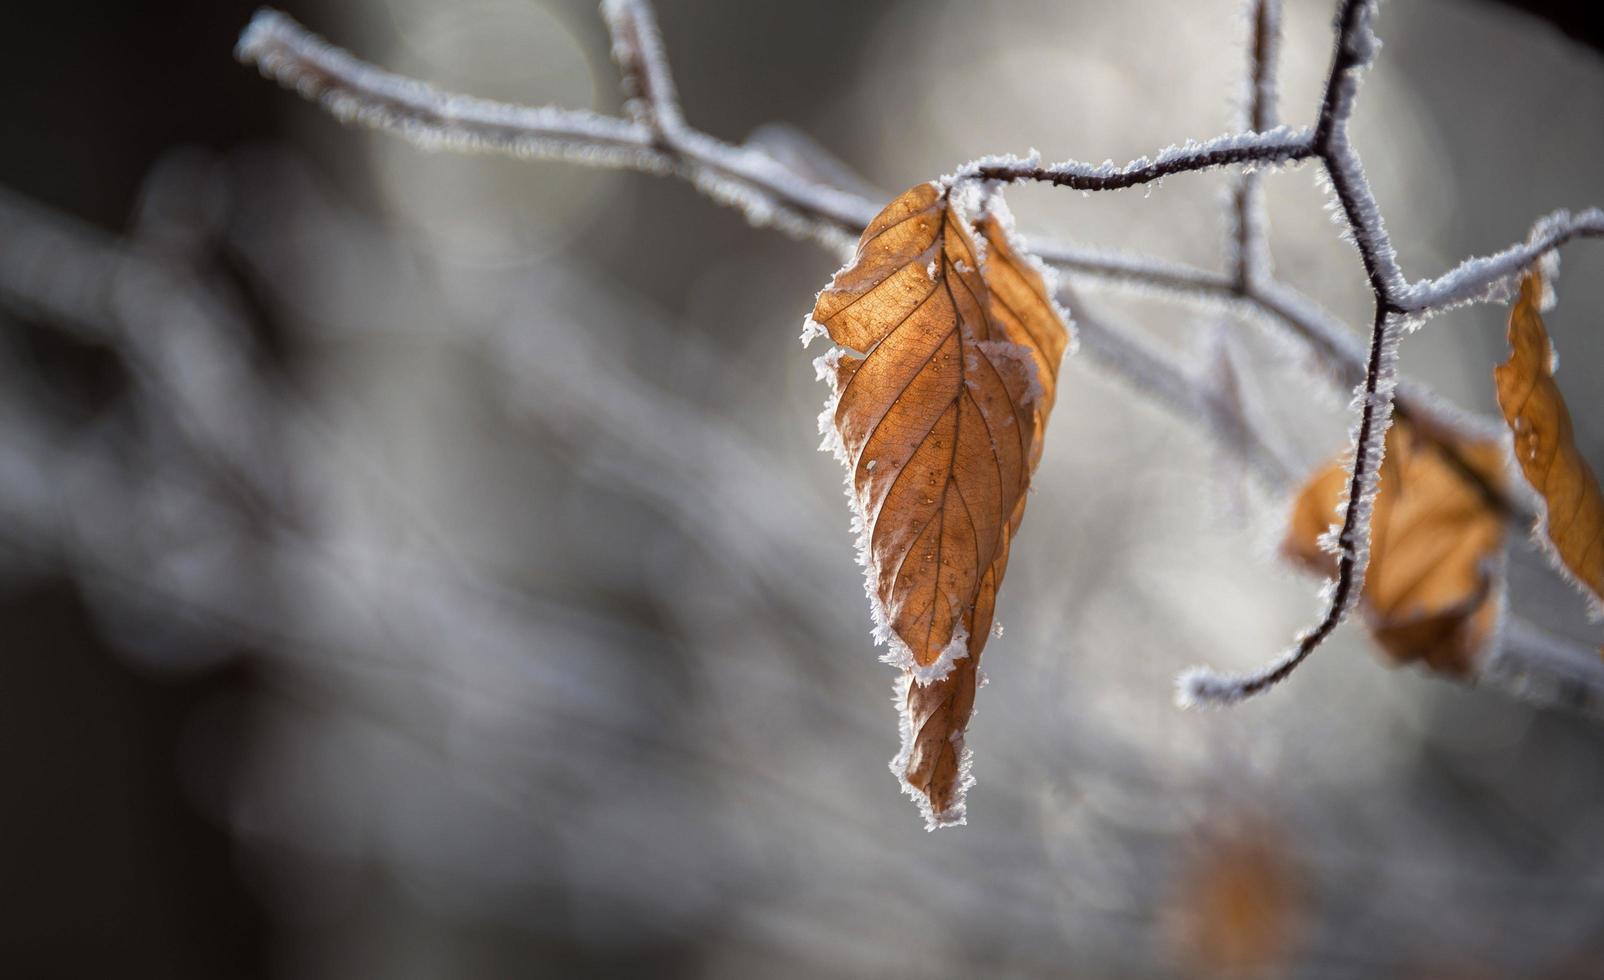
[
  {"xmin": 961, "ymin": 129, "xmax": 1314, "ymax": 191},
  {"xmin": 1181, "ymin": 301, "xmax": 1396, "ymax": 704},
  {"xmin": 1229, "ymin": 0, "xmax": 1281, "ymax": 290},
  {"xmin": 600, "ymin": 0, "xmax": 684, "ymax": 133}
]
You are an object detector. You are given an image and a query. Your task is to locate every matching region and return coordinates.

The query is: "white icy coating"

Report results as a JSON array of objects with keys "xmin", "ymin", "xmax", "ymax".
[
  {"xmin": 1329, "ymin": 316, "xmax": 1406, "ymax": 604},
  {"xmin": 941, "ymin": 148, "xmax": 1041, "ymax": 189},
  {"xmin": 1400, "ymin": 209, "xmax": 1604, "ymax": 314},
  {"xmin": 798, "ymin": 315, "xmax": 828, "ymax": 348},
  {"xmin": 236, "ymin": 10, "xmax": 868, "ymax": 254},
  {"xmin": 236, "ymin": 11, "xmax": 675, "ymax": 172},
  {"xmin": 945, "ymin": 180, "xmax": 989, "ymax": 267},
  {"xmin": 888, "ymin": 672, "xmax": 975, "ymax": 831},
  {"xmin": 1527, "ymin": 507, "xmax": 1604, "ymax": 622},
  {"xmin": 948, "ymin": 126, "xmax": 1312, "ymax": 189},
  {"xmin": 1321, "ymin": 128, "xmax": 1406, "ymax": 300},
  {"xmin": 906, "ymin": 623, "xmax": 972, "ymax": 685}
]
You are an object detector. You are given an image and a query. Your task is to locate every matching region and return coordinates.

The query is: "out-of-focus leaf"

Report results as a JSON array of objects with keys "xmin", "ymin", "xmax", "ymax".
[
  {"xmin": 1495, "ymin": 269, "xmax": 1604, "ymax": 616},
  {"xmin": 1165, "ymin": 811, "xmax": 1302, "ymax": 977},
  {"xmin": 808, "ymin": 183, "xmax": 1068, "ymax": 827},
  {"xmin": 1284, "ymin": 422, "xmax": 1507, "ymax": 676}
]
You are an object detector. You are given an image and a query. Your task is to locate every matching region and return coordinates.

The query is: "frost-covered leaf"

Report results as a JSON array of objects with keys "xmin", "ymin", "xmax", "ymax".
[
  {"xmin": 1495, "ymin": 270, "xmax": 1604, "ymax": 616},
  {"xmin": 807, "ymin": 182, "xmax": 1069, "ymax": 828},
  {"xmin": 1284, "ymin": 422, "xmax": 1507, "ymax": 676}
]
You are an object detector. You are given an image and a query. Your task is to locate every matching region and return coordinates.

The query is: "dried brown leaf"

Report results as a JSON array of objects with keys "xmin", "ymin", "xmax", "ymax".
[
  {"xmin": 1165, "ymin": 811, "xmax": 1303, "ymax": 978},
  {"xmin": 1495, "ymin": 270, "xmax": 1604, "ymax": 616},
  {"xmin": 1284, "ymin": 422, "xmax": 1507, "ymax": 676},
  {"xmin": 809, "ymin": 183, "xmax": 1069, "ymax": 827}
]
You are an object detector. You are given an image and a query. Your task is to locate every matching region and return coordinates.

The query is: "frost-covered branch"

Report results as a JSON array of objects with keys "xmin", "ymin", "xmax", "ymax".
[
  {"xmin": 236, "ymin": 9, "xmax": 868, "ymax": 249},
  {"xmin": 231, "ymin": 6, "xmax": 1495, "ymax": 457},
  {"xmin": 960, "ymin": 127, "xmax": 1315, "ymax": 192},
  {"xmin": 233, "ymin": 5, "xmax": 1574, "ymax": 444},
  {"xmin": 1312, "ymin": 0, "xmax": 1407, "ymax": 304},
  {"xmin": 237, "ymin": 12, "xmax": 674, "ymax": 170},
  {"xmin": 601, "ymin": 0, "xmax": 685, "ymax": 133},
  {"xmin": 234, "ymin": 1, "xmax": 1604, "ymax": 710},
  {"xmin": 1075, "ymin": 292, "xmax": 1597, "ymax": 714},
  {"xmin": 1400, "ymin": 208, "xmax": 1604, "ymax": 312}
]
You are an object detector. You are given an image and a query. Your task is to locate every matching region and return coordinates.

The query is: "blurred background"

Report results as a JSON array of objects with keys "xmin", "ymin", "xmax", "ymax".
[{"xmin": 4, "ymin": 0, "xmax": 1604, "ymax": 976}]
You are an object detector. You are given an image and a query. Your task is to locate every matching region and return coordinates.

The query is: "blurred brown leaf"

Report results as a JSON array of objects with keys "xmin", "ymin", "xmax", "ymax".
[
  {"xmin": 810, "ymin": 183, "xmax": 1068, "ymax": 826},
  {"xmin": 1495, "ymin": 269, "xmax": 1604, "ymax": 616},
  {"xmin": 1166, "ymin": 811, "xmax": 1303, "ymax": 978},
  {"xmin": 1283, "ymin": 422, "xmax": 1507, "ymax": 676}
]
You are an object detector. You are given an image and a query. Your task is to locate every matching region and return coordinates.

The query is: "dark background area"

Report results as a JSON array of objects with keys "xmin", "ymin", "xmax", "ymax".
[
  {"xmin": 2, "ymin": 1, "xmax": 1602, "ymax": 977},
  {"xmin": 2, "ymin": 2, "xmax": 283, "ymax": 975}
]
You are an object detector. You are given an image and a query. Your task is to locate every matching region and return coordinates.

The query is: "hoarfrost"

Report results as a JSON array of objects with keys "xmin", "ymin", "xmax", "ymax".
[
  {"xmin": 799, "ymin": 315, "xmax": 828, "ymax": 348},
  {"xmin": 895, "ymin": 622, "xmax": 971, "ymax": 685}
]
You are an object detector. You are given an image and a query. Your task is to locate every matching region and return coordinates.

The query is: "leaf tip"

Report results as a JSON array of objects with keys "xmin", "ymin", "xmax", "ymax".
[{"xmin": 888, "ymin": 672, "xmax": 975, "ymax": 831}]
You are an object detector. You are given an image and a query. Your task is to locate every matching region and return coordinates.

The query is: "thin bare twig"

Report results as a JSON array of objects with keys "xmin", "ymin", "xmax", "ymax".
[{"xmin": 1229, "ymin": 0, "xmax": 1282, "ymax": 292}]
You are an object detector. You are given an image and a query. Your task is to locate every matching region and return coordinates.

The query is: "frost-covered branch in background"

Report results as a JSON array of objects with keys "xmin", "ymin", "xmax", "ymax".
[
  {"xmin": 234, "ymin": 0, "xmax": 1604, "ymax": 710},
  {"xmin": 1, "ymin": 151, "xmax": 1596, "ymax": 735},
  {"xmin": 1229, "ymin": 0, "xmax": 1281, "ymax": 291},
  {"xmin": 234, "ymin": 3, "xmax": 1545, "ymax": 463}
]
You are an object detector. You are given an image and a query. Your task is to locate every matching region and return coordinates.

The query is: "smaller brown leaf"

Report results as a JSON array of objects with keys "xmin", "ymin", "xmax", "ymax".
[
  {"xmin": 1165, "ymin": 811, "xmax": 1303, "ymax": 978},
  {"xmin": 1284, "ymin": 422, "xmax": 1507, "ymax": 676},
  {"xmin": 1495, "ymin": 269, "xmax": 1604, "ymax": 616}
]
